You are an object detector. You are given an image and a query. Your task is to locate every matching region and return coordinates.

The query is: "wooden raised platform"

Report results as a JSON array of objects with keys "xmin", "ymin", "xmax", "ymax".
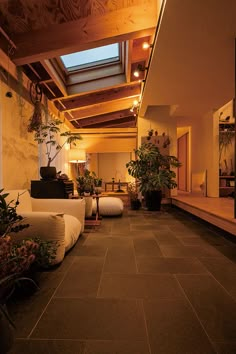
[{"xmin": 172, "ymin": 192, "xmax": 236, "ymax": 236}]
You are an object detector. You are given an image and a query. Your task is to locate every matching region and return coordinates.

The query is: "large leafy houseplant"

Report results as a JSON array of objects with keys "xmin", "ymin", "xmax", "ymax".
[{"xmin": 126, "ymin": 141, "xmax": 181, "ymax": 210}]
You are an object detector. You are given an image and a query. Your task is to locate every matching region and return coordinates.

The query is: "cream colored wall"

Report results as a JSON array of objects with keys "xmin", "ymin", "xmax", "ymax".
[
  {"xmin": 0, "ymin": 80, "xmax": 38, "ymax": 190},
  {"xmin": 97, "ymin": 152, "xmax": 132, "ymax": 184},
  {"xmin": 77, "ymin": 135, "xmax": 136, "ymax": 153},
  {"xmin": 138, "ymin": 105, "xmax": 178, "ymax": 196},
  {"xmin": 177, "ymin": 111, "xmax": 219, "ymax": 197}
]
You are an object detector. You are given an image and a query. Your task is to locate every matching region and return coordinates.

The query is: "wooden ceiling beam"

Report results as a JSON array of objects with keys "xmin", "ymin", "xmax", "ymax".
[
  {"xmin": 75, "ymin": 109, "xmax": 134, "ymax": 127},
  {"xmin": 57, "ymin": 82, "xmax": 141, "ymax": 110},
  {"xmin": 12, "ymin": 2, "xmax": 158, "ymax": 65},
  {"xmin": 41, "ymin": 59, "xmax": 67, "ymax": 96},
  {"xmin": 70, "ymin": 127, "xmax": 137, "ymax": 136},
  {"xmin": 94, "ymin": 117, "xmax": 135, "ymax": 128},
  {"xmin": 67, "ymin": 96, "xmax": 140, "ymax": 120},
  {"xmin": 125, "ymin": 40, "xmax": 133, "ymax": 83}
]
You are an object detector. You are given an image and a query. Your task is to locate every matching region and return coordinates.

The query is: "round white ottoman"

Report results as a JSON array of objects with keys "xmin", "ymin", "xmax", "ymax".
[{"xmin": 92, "ymin": 197, "xmax": 124, "ymax": 216}]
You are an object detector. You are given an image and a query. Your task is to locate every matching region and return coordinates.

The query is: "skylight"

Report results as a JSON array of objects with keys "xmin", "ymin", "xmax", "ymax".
[{"xmin": 61, "ymin": 43, "xmax": 119, "ymax": 71}]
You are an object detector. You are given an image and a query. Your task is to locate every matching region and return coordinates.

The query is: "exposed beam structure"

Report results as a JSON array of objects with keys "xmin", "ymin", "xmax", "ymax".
[
  {"xmin": 41, "ymin": 59, "xmax": 67, "ymax": 96},
  {"xmin": 11, "ymin": 2, "xmax": 157, "ymax": 65},
  {"xmin": 76, "ymin": 111, "xmax": 135, "ymax": 128},
  {"xmin": 0, "ymin": 0, "xmax": 157, "ymax": 130},
  {"xmin": 55, "ymin": 83, "xmax": 141, "ymax": 111},
  {"xmin": 68, "ymin": 96, "xmax": 140, "ymax": 120}
]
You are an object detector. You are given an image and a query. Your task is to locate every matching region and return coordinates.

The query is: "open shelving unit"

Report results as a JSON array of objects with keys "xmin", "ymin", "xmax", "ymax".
[{"xmin": 219, "ymin": 121, "xmax": 235, "ymax": 198}]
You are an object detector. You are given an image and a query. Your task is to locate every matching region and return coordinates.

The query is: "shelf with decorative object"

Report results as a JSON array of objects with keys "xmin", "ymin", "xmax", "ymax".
[{"xmin": 219, "ymin": 176, "xmax": 235, "ymax": 197}]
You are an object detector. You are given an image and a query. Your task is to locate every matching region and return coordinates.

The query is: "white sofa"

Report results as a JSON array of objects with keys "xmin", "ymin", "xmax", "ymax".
[{"xmin": 4, "ymin": 189, "xmax": 85, "ymax": 265}]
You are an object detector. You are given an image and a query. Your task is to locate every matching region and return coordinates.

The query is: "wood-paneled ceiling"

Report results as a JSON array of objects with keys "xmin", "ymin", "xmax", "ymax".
[{"xmin": 0, "ymin": 0, "xmax": 159, "ymax": 129}]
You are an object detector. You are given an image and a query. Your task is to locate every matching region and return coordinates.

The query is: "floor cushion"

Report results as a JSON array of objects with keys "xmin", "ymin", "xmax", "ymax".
[{"xmin": 92, "ymin": 197, "xmax": 123, "ymax": 216}]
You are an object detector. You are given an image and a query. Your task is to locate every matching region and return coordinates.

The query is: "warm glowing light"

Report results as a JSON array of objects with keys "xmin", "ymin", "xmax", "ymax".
[
  {"xmin": 133, "ymin": 100, "xmax": 139, "ymax": 106},
  {"xmin": 142, "ymin": 42, "xmax": 150, "ymax": 50},
  {"xmin": 69, "ymin": 149, "xmax": 86, "ymax": 163},
  {"xmin": 130, "ymin": 107, "xmax": 134, "ymax": 112},
  {"xmin": 142, "ymin": 42, "xmax": 153, "ymax": 50},
  {"xmin": 133, "ymin": 70, "xmax": 140, "ymax": 78}
]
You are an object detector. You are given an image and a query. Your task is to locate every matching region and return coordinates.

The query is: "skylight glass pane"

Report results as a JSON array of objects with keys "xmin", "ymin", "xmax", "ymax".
[{"xmin": 61, "ymin": 43, "xmax": 119, "ymax": 69}]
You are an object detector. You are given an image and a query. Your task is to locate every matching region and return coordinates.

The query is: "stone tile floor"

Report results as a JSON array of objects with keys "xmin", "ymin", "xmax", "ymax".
[{"xmin": 8, "ymin": 206, "xmax": 236, "ymax": 354}]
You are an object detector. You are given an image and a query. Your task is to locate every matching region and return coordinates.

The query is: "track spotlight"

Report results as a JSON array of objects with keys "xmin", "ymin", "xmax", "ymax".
[
  {"xmin": 133, "ymin": 64, "xmax": 148, "ymax": 78},
  {"xmin": 142, "ymin": 42, "xmax": 153, "ymax": 50}
]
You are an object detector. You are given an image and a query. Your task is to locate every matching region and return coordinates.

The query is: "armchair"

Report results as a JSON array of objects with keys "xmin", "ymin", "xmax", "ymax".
[{"xmin": 4, "ymin": 189, "xmax": 85, "ymax": 264}]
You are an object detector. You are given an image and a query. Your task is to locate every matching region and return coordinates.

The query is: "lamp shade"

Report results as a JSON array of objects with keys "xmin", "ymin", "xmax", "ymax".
[{"xmin": 69, "ymin": 149, "xmax": 86, "ymax": 163}]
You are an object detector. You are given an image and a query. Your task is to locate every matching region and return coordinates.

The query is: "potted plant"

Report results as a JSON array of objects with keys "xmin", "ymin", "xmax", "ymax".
[
  {"xmin": 0, "ymin": 189, "xmax": 58, "ymax": 353},
  {"xmin": 93, "ymin": 173, "xmax": 103, "ymax": 194},
  {"xmin": 0, "ymin": 236, "xmax": 38, "ymax": 354},
  {"xmin": 127, "ymin": 181, "xmax": 141, "ymax": 210},
  {"xmin": 126, "ymin": 139, "xmax": 181, "ymax": 211},
  {"xmin": 76, "ymin": 169, "xmax": 94, "ymax": 196},
  {"xmin": 0, "ymin": 189, "xmax": 36, "ymax": 353},
  {"xmin": 33, "ymin": 118, "xmax": 82, "ymax": 180}
]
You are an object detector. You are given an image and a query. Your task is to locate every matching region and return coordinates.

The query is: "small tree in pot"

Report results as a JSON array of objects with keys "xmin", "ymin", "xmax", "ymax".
[
  {"xmin": 126, "ymin": 141, "xmax": 181, "ymax": 211},
  {"xmin": 33, "ymin": 118, "xmax": 82, "ymax": 179}
]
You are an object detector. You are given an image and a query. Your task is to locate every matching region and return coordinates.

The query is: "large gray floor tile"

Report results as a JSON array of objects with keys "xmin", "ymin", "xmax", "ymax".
[
  {"xmin": 55, "ymin": 272, "xmax": 101, "ymax": 298},
  {"xmin": 212, "ymin": 341, "xmax": 236, "ymax": 354},
  {"xmin": 84, "ymin": 340, "xmax": 150, "ymax": 354},
  {"xmin": 103, "ymin": 245, "xmax": 137, "ymax": 273},
  {"xmin": 9, "ymin": 272, "xmax": 65, "ymax": 338},
  {"xmin": 159, "ymin": 245, "xmax": 225, "ymax": 258},
  {"xmin": 154, "ymin": 231, "xmax": 182, "ymax": 245},
  {"xmin": 176, "ymin": 274, "xmax": 236, "ymax": 341},
  {"xmin": 199, "ymin": 257, "xmax": 236, "ymax": 299},
  {"xmin": 84, "ymin": 235, "xmax": 133, "ymax": 248},
  {"xmin": 133, "ymin": 238, "xmax": 162, "ymax": 257},
  {"xmin": 67, "ymin": 256, "xmax": 105, "ymax": 273},
  {"xmin": 98, "ymin": 273, "xmax": 184, "ymax": 299},
  {"xmin": 31, "ymin": 298, "xmax": 147, "ymax": 340},
  {"xmin": 137, "ymin": 257, "xmax": 208, "ymax": 274},
  {"xmin": 143, "ymin": 299, "xmax": 216, "ymax": 354},
  {"xmin": 9, "ymin": 339, "xmax": 85, "ymax": 354},
  {"xmin": 73, "ymin": 244, "xmax": 108, "ymax": 257}
]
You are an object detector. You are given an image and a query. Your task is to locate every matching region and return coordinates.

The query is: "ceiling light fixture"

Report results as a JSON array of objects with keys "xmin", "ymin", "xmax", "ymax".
[
  {"xmin": 133, "ymin": 64, "xmax": 148, "ymax": 78},
  {"xmin": 142, "ymin": 42, "xmax": 153, "ymax": 50}
]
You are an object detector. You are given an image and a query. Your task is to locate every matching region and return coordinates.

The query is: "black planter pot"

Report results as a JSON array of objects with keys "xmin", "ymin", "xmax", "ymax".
[
  {"xmin": 130, "ymin": 199, "xmax": 141, "ymax": 210},
  {"xmin": 40, "ymin": 167, "xmax": 57, "ymax": 180},
  {"xmin": 145, "ymin": 190, "xmax": 162, "ymax": 211}
]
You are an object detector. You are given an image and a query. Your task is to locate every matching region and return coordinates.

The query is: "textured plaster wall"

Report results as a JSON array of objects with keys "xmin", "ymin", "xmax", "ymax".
[{"xmin": 0, "ymin": 80, "xmax": 38, "ymax": 190}]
